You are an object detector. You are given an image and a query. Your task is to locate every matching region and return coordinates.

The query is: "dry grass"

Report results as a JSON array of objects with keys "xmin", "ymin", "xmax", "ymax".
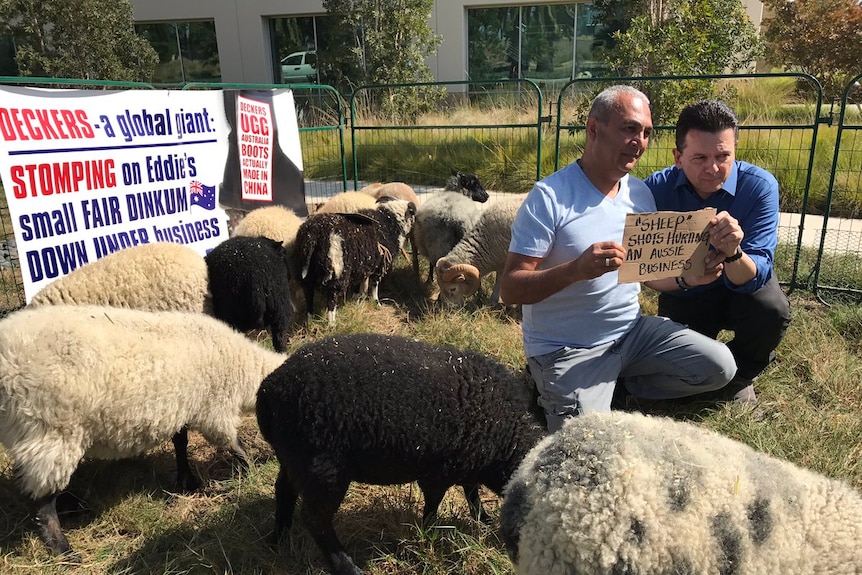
[{"xmin": 0, "ymin": 254, "xmax": 861, "ymax": 574}]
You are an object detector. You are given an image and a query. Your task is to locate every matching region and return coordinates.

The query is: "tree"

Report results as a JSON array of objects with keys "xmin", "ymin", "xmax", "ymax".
[
  {"xmin": 589, "ymin": 0, "xmax": 762, "ymax": 124},
  {"xmin": 318, "ymin": 0, "xmax": 443, "ymax": 119},
  {"xmin": 761, "ymin": 0, "xmax": 862, "ymax": 101},
  {"xmin": 0, "ymin": 0, "xmax": 157, "ymax": 82}
]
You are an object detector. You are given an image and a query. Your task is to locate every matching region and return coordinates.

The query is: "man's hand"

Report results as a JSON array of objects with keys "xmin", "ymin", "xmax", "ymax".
[
  {"xmin": 708, "ymin": 211, "xmax": 743, "ymax": 257},
  {"xmin": 580, "ymin": 241, "xmax": 626, "ymax": 280}
]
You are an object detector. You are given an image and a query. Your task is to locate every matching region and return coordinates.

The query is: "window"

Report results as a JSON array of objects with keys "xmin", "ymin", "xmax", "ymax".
[
  {"xmin": 467, "ymin": 3, "xmax": 605, "ymax": 83},
  {"xmin": 269, "ymin": 16, "xmax": 332, "ymax": 84},
  {"xmin": 136, "ymin": 21, "xmax": 220, "ymax": 85}
]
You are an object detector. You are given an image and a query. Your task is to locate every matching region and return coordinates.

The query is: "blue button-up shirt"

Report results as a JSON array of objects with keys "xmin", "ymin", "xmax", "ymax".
[{"xmin": 644, "ymin": 160, "xmax": 779, "ymax": 295}]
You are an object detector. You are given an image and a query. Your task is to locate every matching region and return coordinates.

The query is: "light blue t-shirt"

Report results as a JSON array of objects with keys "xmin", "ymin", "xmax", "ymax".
[{"xmin": 509, "ymin": 161, "xmax": 657, "ymax": 357}]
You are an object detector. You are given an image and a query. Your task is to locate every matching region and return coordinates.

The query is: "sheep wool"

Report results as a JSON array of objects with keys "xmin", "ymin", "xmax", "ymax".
[
  {"xmin": 314, "ymin": 191, "xmax": 378, "ymax": 214},
  {"xmin": 0, "ymin": 304, "xmax": 286, "ymax": 556},
  {"xmin": 205, "ymin": 235, "xmax": 295, "ymax": 352},
  {"xmin": 500, "ymin": 411, "xmax": 862, "ymax": 575},
  {"xmin": 256, "ymin": 332, "xmax": 547, "ymax": 575},
  {"xmin": 27, "ymin": 241, "xmax": 210, "ymax": 313},
  {"xmin": 232, "ymin": 204, "xmax": 304, "ymax": 253}
]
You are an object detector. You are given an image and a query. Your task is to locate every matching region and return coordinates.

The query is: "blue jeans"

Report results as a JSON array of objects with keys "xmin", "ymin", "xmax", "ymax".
[{"xmin": 527, "ymin": 315, "xmax": 737, "ymax": 432}]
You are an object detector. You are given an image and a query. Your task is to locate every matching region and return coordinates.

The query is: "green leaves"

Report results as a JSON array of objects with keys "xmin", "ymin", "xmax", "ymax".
[{"xmin": 0, "ymin": 0, "xmax": 158, "ymax": 82}]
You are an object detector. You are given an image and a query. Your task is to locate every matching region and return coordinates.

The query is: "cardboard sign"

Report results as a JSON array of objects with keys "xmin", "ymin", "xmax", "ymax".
[{"xmin": 619, "ymin": 208, "xmax": 716, "ymax": 283}]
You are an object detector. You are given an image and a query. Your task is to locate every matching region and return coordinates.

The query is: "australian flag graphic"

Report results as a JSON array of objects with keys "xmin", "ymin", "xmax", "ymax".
[{"xmin": 189, "ymin": 180, "xmax": 216, "ymax": 210}]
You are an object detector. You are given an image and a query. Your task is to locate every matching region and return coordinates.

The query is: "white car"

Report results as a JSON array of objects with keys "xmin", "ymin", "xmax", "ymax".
[{"xmin": 280, "ymin": 50, "xmax": 317, "ymax": 83}]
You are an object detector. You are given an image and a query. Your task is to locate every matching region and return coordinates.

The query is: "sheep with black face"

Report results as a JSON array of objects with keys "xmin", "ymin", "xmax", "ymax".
[{"xmin": 294, "ymin": 198, "xmax": 416, "ymax": 325}]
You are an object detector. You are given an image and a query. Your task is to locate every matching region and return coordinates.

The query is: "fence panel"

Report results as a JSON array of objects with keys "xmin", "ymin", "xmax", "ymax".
[
  {"xmin": 553, "ymin": 73, "xmax": 825, "ymax": 292},
  {"xmin": 0, "ymin": 77, "xmax": 159, "ymax": 316},
  {"xmin": 814, "ymin": 75, "xmax": 862, "ymax": 303},
  {"xmin": 349, "ymin": 79, "xmax": 545, "ymax": 197}
]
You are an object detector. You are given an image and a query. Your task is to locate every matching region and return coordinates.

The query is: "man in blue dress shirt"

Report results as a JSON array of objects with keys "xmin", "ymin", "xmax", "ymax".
[{"xmin": 644, "ymin": 100, "xmax": 792, "ymax": 404}]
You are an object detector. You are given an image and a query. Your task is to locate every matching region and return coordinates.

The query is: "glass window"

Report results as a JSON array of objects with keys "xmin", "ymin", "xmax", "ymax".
[
  {"xmin": 136, "ymin": 21, "xmax": 220, "ymax": 86},
  {"xmin": 269, "ymin": 16, "xmax": 331, "ymax": 84},
  {"xmin": 467, "ymin": 3, "xmax": 603, "ymax": 83}
]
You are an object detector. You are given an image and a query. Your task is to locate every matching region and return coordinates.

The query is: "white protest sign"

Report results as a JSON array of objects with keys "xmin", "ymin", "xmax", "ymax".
[
  {"xmin": 0, "ymin": 86, "xmax": 303, "ymax": 301},
  {"xmin": 619, "ymin": 208, "xmax": 716, "ymax": 283}
]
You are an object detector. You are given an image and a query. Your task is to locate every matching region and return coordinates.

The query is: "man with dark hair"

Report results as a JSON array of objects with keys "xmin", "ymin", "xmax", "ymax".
[
  {"xmin": 499, "ymin": 87, "xmax": 737, "ymax": 432},
  {"xmin": 644, "ymin": 100, "xmax": 792, "ymax": 404}
]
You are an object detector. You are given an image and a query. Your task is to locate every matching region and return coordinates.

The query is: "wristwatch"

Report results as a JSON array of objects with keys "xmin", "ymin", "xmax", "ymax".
[
  {"xmin": 724, "ymin": 248, "xmax": 744, "ymax": 263},
  {"xmin": 675, "ymin": 276, "xmax": 693, "ymax": 291}
]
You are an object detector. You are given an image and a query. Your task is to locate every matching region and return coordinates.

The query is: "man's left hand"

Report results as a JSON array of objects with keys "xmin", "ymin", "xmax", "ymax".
[{"xmin": 708, "ymin": 211, "xmax": 743, "ymax": 257}]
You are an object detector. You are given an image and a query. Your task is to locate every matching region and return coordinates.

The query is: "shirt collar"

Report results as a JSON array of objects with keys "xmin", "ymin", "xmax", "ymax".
[{"xmin": 673, "ymin": 161, "xmax": 740, "ymax": 198}]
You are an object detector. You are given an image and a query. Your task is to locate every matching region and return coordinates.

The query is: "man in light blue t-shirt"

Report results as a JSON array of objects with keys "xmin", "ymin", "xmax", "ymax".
[{"xmin": 499, "ymin": 85, "xmax": 737, "ymax": 432}]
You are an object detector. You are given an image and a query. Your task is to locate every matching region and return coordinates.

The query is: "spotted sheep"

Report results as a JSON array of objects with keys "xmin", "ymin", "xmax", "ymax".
[
  {"xmin": 294, "ymin": 198, "xmax": 416, "ymax": 325},
  {"xmin": 500, "ymin": 411, "xmax": 862, "ymax": 575}
]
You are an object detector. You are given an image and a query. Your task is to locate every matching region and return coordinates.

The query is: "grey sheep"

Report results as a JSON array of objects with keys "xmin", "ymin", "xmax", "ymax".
[
  {"xmin": 500, "ymin": 411, "xmax": 862, "ymax": 575},
  {"xmin": 436, "ymin": 193, "xmax": 526, "ymax": 305},
  {"xmin": 413, "ymin": 170, "xmax": 489, "ymax": 284},
  {"xmin": 0, "ymin": 305, "xmax": 285, "ymax": 557},
  {"xmin": 294, "ymin": 198, "xmax": 416, "ymax": 326},
  {"xmin": 255, "ymin": 332, "xmax": 547, "ymax": 575},
  {"xmin": 205, "ymin": 235, "xmax": 295, "ymax": 352}
]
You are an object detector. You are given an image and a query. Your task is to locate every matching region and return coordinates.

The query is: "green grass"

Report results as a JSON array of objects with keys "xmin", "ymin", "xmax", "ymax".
[{"xmin": 1, "ymin": 254, "xmax": 860, "ymax": 575}]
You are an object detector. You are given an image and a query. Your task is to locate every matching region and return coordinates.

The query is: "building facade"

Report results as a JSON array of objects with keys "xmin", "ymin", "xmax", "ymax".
[{"xmin": 129, "ymin": 0, "xmax": 766, "ymax": 86}]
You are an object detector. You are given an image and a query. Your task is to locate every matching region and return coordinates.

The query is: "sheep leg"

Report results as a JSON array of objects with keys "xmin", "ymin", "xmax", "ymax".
[
  {"xmin": 462, "ymin": 483, "xmax": 491, "ymax": 524},
  {"xmin": 172, "ymin": 427, "xmax": 201, "ymax": 492},
  {"xmin": 416, "ymin": 480, "xmax": 449, "ymax": 523},
  {"xmin": 228, "ymin": 435, "xmax": 251, "ymax": 471},
  {"xmin": 273, "ymin": 465, "xmax": 298, "ymax": 540},
  {"xmin": 300, "ymin": 470, "xmax": 360, "ymax": 575},
  {"xmin": 33, "ymin": 492, "xmax": 74, "ymax": 558}
]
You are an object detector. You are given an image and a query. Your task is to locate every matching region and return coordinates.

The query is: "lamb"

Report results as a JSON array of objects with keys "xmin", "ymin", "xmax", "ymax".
[
  {"xmin": 314, "ymin": 190, "xmax": 378, "ymax": 214},
  {"xmin": 435, "ymin": 193, "xmax": 527, "ymax": 305},
  {"xmin": 0, "ymin": 304, "xmax": 285, "ymax": 557},
  {"xmin": 500, "ymin": 411, "xmax": 862, "ymax": 575},
  {"xmin": 254, "ymin": 332, "xmax": 547, "ymax": 575},
  {"xmin": 294, "ymin": 198, "xmax": 416, "ymax": 326},
  {"xmin": 412, "ymin": 171, "xmax": 489, "ymax": 284},
  {"xmin": 27, "ymin": 241, "xmax": 211, "ymax": 313},
  {"xmin": 205, "ymin": 235, "xmax": 295, "ymax": 352}
]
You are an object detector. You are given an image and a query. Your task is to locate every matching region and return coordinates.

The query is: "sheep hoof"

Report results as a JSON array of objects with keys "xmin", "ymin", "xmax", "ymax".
[{"xmin": 176, "ymin": 472, "xmax": 201, "ymax": 493}]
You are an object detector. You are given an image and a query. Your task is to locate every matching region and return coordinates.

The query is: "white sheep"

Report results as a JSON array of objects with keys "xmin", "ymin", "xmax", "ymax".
[
  {"xmin": 365, "ymin": 182, "xmax": 422, "ymax": 271},
  {"xmin": 27, "ymin": 241, "xmax": 211, "ymax": 313},
  {"xmin": 314, "ymin": 191, "xmax": 378, "ymax": 214},
  {"xmin": 232, "ymin": 204, "xmax": 304, "ymax": 254},
  {"xmin": 500, "ymin": 411, "xmax": 862, "ymax": 575},
  {"xmin": 0, "ymin": 304, "xmax": 285, "ymax": 556},
  {"xmin": 435, "ymin": 193, "xmax": 527, "ymax": 305}
]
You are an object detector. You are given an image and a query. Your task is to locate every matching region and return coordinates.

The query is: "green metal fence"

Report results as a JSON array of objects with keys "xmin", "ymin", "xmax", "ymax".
[
  {"xmin": 553, "ymin": 73, "xmax": 826, "ymax": 295},
  {"xmin": 816, "ymin": 74, "xmax": 862, "ymax": 304},
  {"xmin": 349, "ymin": 79, "xmax": 545, "ymax": 192},
  {"xmin": 3, "ymin": 74, "xmax": 862, "ymax": 314}
]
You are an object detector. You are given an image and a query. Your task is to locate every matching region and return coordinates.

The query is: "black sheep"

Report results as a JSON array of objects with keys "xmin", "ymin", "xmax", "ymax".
[
  {"xmin": 205, "ymin": 235, "xmax": 294, "ymax": 352},
  {"xmin": 294, "ymin": 198, "xmax": 415, "ymax": 326},
  {"xmin": 255, "ymin": 332, "xmax": 547, "ymax": 575}
]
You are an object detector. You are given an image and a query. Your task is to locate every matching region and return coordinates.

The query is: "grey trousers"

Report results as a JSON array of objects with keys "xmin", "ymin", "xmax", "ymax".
[{"xmin": 527, "ymin": 314, "xmax": 737, "ymax": 432}]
